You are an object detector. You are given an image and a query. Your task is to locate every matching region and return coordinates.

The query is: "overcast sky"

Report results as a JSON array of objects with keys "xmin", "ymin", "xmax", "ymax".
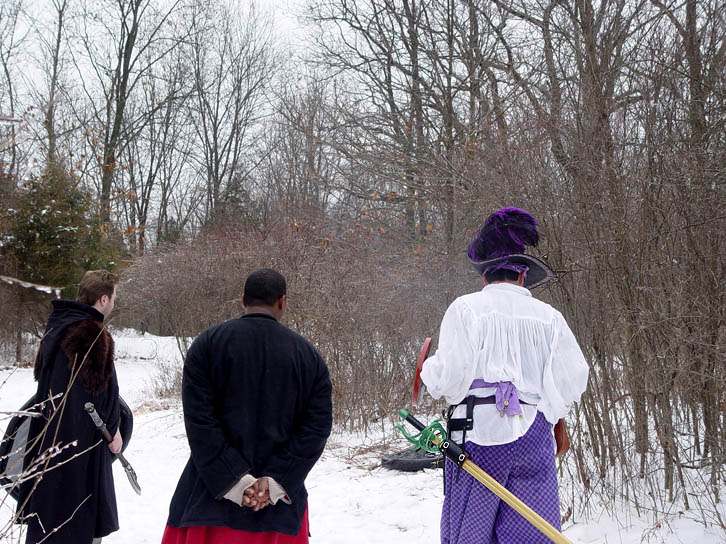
[{"xmin": 253, "ymin": 0, "xmax": 311, "ymax": 50}]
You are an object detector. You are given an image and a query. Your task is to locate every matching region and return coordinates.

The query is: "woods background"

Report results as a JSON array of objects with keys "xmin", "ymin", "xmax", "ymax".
[{"xmin": 0, "ymin": 0, "xmax": 723, "ymax": 530}]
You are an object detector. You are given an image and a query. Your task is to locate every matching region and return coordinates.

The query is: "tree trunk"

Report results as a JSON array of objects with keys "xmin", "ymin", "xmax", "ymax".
[{"xmin": 15, "ymin": 321, "xmax": 22, "ymax": 367}]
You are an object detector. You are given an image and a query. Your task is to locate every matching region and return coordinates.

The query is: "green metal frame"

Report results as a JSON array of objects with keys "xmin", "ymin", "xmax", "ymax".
[{"xmin": 395, "ymin": 409, "xmax": 447, "ymax": 454}]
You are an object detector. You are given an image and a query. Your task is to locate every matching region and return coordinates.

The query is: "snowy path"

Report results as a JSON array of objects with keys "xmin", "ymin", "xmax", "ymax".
[{"xmin": 0, "ymin": 331, "xmax": 722, "ymax": 543}]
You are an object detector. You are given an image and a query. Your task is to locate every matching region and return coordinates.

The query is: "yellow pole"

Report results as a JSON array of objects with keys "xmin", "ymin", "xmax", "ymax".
[{"xmin": 460, "ymin": 459, "xmax": 572, "ymax": 544}]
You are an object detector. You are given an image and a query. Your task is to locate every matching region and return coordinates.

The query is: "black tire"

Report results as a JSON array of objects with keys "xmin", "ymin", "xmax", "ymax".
[{"xmin": 381, "ymin": 446, "xmax": 444, "ymax": 472}]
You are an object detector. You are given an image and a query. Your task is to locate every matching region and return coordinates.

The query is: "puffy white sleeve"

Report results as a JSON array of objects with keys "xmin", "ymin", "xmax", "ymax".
[
  {"xmin": 539, "ymin": 311, "xmax": 589, "ymax": 423},
  {"xmin": 420, "ymin": 299, "xmax": 479, "ymax": 405}
]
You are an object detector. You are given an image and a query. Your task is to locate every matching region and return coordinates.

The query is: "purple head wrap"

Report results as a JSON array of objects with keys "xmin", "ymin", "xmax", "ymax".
[{"xmin": 467, "ymin": 207, "xmax": 539, "ymax": 276}]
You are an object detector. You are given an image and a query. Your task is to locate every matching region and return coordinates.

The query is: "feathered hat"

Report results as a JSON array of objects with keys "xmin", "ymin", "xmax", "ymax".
[{"xmin": 467, "ymin": 207, "xmax": 554, "ymax": 289}]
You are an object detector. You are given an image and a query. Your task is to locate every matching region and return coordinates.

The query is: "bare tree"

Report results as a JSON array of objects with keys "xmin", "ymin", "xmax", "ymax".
[
  {"xmin": 38, "ymin": 0, "xmax": 70, "ymax": 166},
  {"xmin": 72, "ymin": 0, "xmax": 186, "ymax": 224},
  {"xmin": 308, "ymin": 0, "xmax": 430, "ymax": 238},
  {"xmin": 0, "ymin": 0, "xmax": 25, "ymax": 189},
  {"xmin": 118, "ymin": 47, "xmax": 190, "ymax": 255},
  {"xmin": 186, "ymin": 1, "xmax": 273, "ymax": 225},
  {"xmin": 254, "ymin": 75, "xmax": 342, "ymax": 217}
]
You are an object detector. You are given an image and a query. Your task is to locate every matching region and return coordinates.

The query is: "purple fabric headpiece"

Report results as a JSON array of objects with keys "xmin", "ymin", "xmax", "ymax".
[{"xmin": 467, "ymin": 207, "xmax": 539, "ymax": 276}]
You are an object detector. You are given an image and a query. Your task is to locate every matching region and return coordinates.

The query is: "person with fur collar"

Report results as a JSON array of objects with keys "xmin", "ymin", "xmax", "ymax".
[{"xmin": 17, "ymin": 270, "xmax": 122, "ymax": 544}]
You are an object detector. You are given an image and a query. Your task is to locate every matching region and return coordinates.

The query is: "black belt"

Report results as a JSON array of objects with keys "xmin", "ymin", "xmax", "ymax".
[{"xmin": 446, "ymin": 395, "xmax": 534, "ymax": 433}]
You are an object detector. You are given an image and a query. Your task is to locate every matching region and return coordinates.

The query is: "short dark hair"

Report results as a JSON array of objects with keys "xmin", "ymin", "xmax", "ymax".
[
  {"xmin": 77, "ymin": 270, "xmax": 118, "ymax": 306},
  {"xmin": 243, "ymin": 268, "xmax": 287, "ymax": 307},
  {"xmin": 484, "ymin": 268, "xmax": 520, "ymax": 284}
]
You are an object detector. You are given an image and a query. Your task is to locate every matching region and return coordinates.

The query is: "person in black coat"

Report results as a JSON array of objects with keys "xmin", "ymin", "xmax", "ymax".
[
  {"xmin": 162, "ymin": 268, "xmax": 333, "ymax": 544},
  {"xmin": 17, "ymin": 271, "xmax": 122, "ymax": 544}
]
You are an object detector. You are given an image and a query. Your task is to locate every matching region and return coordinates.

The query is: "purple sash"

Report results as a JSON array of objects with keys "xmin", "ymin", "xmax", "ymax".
[{"xmin": 469, "ymin": 379, "xmax": 523, "ymax": 416}]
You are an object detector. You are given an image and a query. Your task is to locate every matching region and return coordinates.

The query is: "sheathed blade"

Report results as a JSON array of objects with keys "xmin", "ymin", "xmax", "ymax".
[{"xmin": 411, "ymin": 337, "xmax": 432, "ymax": 405}]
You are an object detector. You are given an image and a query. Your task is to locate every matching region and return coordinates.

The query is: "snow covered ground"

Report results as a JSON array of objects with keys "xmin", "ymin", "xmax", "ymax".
[{"xmin": 0, "ymin": 330, "xmax": 723, "ymax": 543}]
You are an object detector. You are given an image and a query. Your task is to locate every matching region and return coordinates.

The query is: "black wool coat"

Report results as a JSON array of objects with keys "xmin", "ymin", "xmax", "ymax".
[
  {"xmin": 17, "ymin": 300, "xmax": 120, "ymax": 544},
  {"xmin": 166, "ymin": 313, "xmax": 333, "ymax": 536}
]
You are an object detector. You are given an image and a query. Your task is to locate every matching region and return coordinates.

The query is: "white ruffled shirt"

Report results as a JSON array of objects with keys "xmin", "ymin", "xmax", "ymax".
[{"xmin": 421, "ymin": 283, "xmax": 589, "ymax": 446}]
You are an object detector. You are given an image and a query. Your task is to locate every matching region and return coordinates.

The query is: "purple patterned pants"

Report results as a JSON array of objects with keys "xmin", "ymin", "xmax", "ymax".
[{"xmin": 441, "ymin": 412, "xmax": 560, "ymax": 544}]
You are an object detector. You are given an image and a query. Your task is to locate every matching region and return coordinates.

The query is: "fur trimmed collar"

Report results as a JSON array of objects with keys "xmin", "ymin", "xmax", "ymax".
[{"xmin": 61, "ymin": 319, "xmax": 115, "ymax": 393}]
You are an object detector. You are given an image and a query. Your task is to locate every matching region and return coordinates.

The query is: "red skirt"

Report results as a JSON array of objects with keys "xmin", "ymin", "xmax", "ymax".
[{"xmin": 161, "ymin": 510, "xmax": 309, "ymax": 544}]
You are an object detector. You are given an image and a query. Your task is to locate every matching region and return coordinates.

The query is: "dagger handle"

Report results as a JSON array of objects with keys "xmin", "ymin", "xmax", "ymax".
[{"xmin": 85, "ymin": 402, "xmax": 113, "ymax": 443}]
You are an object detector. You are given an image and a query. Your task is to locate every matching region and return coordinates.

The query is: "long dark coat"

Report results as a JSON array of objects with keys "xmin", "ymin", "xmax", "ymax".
[
  {"xmin": 17, "ymin": 300, "xmax": 120, "ymax": 544},
  {"xmin": 166, "ymin": 313, "xmax": 333, "ymax": 536}
]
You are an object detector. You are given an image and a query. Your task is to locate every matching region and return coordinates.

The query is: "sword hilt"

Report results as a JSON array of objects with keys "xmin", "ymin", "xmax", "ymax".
[
  {"xmin": 399, "ymin": 409, "xmax": 426, "ymax": 431},
  {"xmin": 85, "ymin": 402, "xmax": 112, "ymax": 442},
  {"xmin": 397, "ymin": 409, "xmax": 468, "ymax": 466}
]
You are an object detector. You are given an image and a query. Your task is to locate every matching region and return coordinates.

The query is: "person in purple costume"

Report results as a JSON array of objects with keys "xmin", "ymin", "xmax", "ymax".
[{"xmin": 421, "ymin": 207, "xmax": 589, "ymax": 544}]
